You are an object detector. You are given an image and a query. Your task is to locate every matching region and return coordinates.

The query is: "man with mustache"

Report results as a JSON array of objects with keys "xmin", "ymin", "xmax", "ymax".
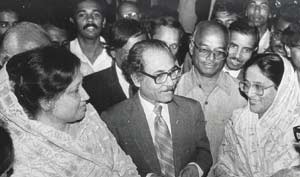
[
  {"xmin": 102, "ymin": 39, "xmax": 212, "ymax": 177},
  {"xmin": 176, "ymin": 21, "xmax": 246, "ymax": 176},
  {"xmin": 223, "ymin": 20, "xmax": 258, "ymax": 79},
  {"xmin": 246, "ymin": 0, "xmax": 272, "ymax": 53},
  {"xmin": 70, "ymin": 0, "xmax": 113, "ymax": 76}
]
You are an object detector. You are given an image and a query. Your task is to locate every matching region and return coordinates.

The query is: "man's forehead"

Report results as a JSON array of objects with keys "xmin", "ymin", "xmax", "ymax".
[
  {"xmin": 195, "ymin": 26, "xmax": 225, "ymax": 42},
  {"xmin": 76, "ymin": 0, "xmax": 102, "ymax": 12},
  {"xmin": 142, "ymin": 48, "xmax": 173, "ymax": 66},
  {"xmin": 120, "ymin": 4, "xmax": 138, "ymax": 13},
  {"xmin": 248, "ymin": 0, "xmax": 269, "ymax": 5}
]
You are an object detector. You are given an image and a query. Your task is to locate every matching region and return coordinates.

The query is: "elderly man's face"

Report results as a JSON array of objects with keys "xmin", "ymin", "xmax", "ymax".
[
  {"xmin": 73, "ymin": 0, "xmax": 104, "ymax": 39},
  {"xmin": 246, "ymin": 0, "xmax": 271, "ymax": 28},
  {"xmin": 0, "ymin": 11, "xmax": 18, "ymax": 36},
  {"xmin": 136, "ymin": 48, "xmax": 178, "ymax": 104},
  {"xmin": 191, "ymin": 27, "xmax": 227, "ymax": 78}
]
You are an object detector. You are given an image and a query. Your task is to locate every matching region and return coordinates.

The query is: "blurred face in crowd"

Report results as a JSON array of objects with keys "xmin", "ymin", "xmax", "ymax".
[
  {"xmin": 246, "ymin": 0, "xmax": 271, "ymax": 28},
  {"xmin": 270, "ymin": 18, "xmax": 291, "ymax": 56},
  {"xmin": 153, "ymin": 26, "xmax": 180, "ymax": 56},
  {"xmin": 0, "ymin": 11, "xmax": 18, "ymax": 36},
  {"xmin": 118, "ymin": 3, "xmax": 141, "ymax": 21},
  {"xmin": 226, "ymin": 31, "xmax": 257, "ymax": 70},
  {"xmin": 45, "ymin": 25, "xmax": 69, "ymax": 47},
  {"xmin": 244, "ymin": 65, "xmax": 277, "ymax": 117},
  {"xmin": 134, "ymin": 48, "xmax": 179, "ymax": 104},
  {"xmin": 214, "ymin": 11, "xmax": 238, "ymax": 28},
  {"xmin": 191, "ymin": 26, "xmax": 227, "ymax": 78},
  {"xmin": 73, "ymin": 0, "xmax": 104, "ymax": 39},
  {"xmin": 115, "ymin": 33, "xmax": 146, "ymax": 68}
]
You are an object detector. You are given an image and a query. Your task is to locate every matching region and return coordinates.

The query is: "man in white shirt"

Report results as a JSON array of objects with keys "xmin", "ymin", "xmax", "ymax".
[
  {"xmin": 245, "ymin": 0, "xmax": 272, "ymax": 53},
  {"xmin": 102, "ymin": 40, "xmax": 212, "ymax": 177},
  {"xmin": 224, "ymin": 20, "xmax": 258, "ymax": 79},
  {"xmin": 70, "ymin": 0, "xmax": 113, "ymax": 76},
  {"xmin": 83, "ymin": 19, "xmax": 146, "ymax": 114}
]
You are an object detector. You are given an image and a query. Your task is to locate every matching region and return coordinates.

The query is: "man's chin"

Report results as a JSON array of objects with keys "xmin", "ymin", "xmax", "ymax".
[{"xmin": 159, "ymin": 92, "xmax": 174, "ymax": 103}]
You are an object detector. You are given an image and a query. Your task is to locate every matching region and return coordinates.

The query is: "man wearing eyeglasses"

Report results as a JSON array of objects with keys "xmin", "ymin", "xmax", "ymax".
[
  {"xmin": 176, "ymin": 21, "xmax": 246, "ymax": 173},
  {"xmin": 101, "ymin": 39, "xmax": 212, "ymax": 177}
]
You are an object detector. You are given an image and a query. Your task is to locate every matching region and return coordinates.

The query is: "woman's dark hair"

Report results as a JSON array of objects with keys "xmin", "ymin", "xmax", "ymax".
[
  {"xmin": 0, "ymin": 120, "xmax": 14, "ymax": 176},
  {"xmin": 6, "ymin": 46, "xmax": 81, "ymax": 119},
  {"xmin": 243, "ymin": 53, "xmax": 284, "ymax": 89}
]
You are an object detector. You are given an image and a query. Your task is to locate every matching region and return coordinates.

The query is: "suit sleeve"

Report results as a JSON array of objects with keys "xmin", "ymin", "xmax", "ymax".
[
  {"xmin": 193, "ymin": 102, "xmax": 213, "ymax": 176},
  {"xmin": 100, "ymin": 111, "xmax": 140, "ymax": 177}
]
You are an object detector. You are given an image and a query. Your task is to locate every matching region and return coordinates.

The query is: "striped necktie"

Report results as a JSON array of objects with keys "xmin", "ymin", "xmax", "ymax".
[{"xmin": 153, "ymin": 104, "xmax": 175, "ymax": 177}]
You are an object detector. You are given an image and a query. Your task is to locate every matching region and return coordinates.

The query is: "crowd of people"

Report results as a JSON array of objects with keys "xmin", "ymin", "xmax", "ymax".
[{"xmin": 0, "ymin": 0, "xmax": 300, "ymax": 177}]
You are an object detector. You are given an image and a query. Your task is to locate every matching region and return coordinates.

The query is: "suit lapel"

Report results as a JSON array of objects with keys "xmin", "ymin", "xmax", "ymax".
[
  {"xmin": 169, "ymin": 98, "xmax": 186, "ymax": 175},
  {"xmin": 128, "ymin": 95, "xmax": 161, "ymax": 173}
]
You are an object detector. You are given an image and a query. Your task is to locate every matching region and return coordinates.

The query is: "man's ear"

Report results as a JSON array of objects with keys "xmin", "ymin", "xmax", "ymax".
[
  {"xmin": 40, "ymin": 99, "xmax": 54, "ymax": 112},
  {"xmin": 130, "ymin": 73, "xmax": 141, "ymax": 88},
  {"xmin": 69, "ymin": 17, "xmax": 74, "ymax": 24}
]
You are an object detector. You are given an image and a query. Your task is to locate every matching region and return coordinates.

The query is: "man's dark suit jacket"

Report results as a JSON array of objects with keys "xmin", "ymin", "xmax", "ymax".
[
  {"xmin": 83, "ymin": 65, "xmax": 127, "ymax": 115},
  {"xmin": 101, "ymin": 94, "xmax": 212, "ymax": 177}
]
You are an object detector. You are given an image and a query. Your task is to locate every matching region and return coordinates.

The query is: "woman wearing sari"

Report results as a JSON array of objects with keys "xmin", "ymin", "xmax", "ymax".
[
  {"xmin": 0, "ymin": 46, "xmax": 139, "ymax": 177},
  {"xmin": 213, "ymin": 53, "xmax": 300, "ymax": 177}
]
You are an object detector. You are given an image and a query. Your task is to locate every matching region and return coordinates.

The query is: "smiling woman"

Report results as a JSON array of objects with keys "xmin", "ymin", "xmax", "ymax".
[
  {"xmin": 0, "ymin": 46, "xmax": 139, "ymax": 177},
  {"xmin": 214, "ymin": 53, "xmax": 300, "ymax": 177}
]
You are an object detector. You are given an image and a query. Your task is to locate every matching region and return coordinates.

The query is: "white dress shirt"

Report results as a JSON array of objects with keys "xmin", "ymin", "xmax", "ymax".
[
  {"xmin": 70, "ymin": 37, "xmax": 113, "ymax": 76},
  {"xmin": 116, "ymin": 64, "xmax": 130, "ymax": 98},
  {"xmin": 139, "ymin": 92, "xmax": 171, "ymax": 141},
  {"xmin": 223, "ymin": 67, "xmax": 241, "ymax": 78}
]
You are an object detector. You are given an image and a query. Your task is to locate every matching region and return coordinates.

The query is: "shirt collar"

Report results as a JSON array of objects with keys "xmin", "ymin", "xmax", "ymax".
[{"xmin": 138, "ymin": 91, "xmax": 168, "ymax": 114}]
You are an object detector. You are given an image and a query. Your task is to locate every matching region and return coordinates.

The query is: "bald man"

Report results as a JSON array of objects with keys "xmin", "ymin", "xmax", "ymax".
[
  {"xmin": 0, "ymin": 22, "xmax": 51, "ymax": 67},
  {"xmin": 176, "ymin": 21, "xmax": 246, "ymax": 169}
]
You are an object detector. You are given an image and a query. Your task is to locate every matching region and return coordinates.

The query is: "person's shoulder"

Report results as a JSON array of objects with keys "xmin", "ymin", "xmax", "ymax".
[
  {"xmin": 102, "ymin": 97, "xmax": 135, "ymax": 117},
  {"xmin": 84, "ymin": 66, "xmax": 112, "ymax": 82},
  {"xmin": 101, "ymin": 97, "xmax": 138, "ymax": 126},
  {"xmin": 176, "ymin": 70, "xmax": 195, "ymax": 95},
  {"xmin": 173, "ymin": 95, "xmax": 201, "ymax": 110},
  {"xmin": 222, "ymin": 71, "xmax": 240, "ymax": 85}
]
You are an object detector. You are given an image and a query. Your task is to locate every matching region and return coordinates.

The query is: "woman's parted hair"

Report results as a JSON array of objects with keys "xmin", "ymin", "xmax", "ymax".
[
  {"xmin": 6, "ymin": 46, "xmax": 81, "ymax": 119},
  {"xmin": 243, "ymin": 53, "xmax": 284, "ymax": 89}
]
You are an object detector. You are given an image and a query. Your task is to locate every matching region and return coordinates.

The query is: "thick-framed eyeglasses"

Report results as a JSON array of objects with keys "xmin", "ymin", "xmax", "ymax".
[
  {"xmin": 193, "ymin": 41, "xmax": 227, "ymax": 61},
  {"xmin": 139, "ymin": 66, "xmax": 181, "ymax": 84},
  {"xmin": 239, "ymin": 81, "xmax": 274, "ymax": 96}
]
